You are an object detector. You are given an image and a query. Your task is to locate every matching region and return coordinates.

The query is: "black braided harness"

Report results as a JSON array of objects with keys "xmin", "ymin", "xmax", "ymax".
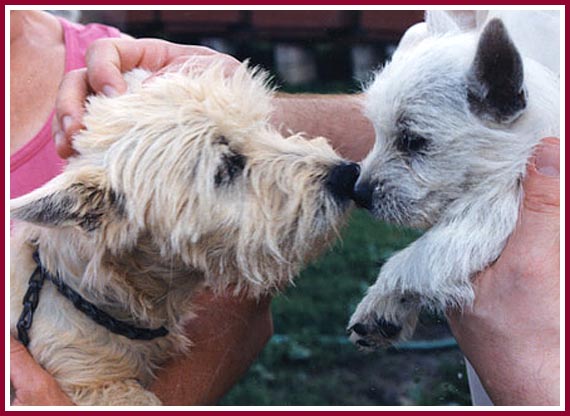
[{"xmin": 16, "ymin": 249, "xmax": 168, "ymax": 347}]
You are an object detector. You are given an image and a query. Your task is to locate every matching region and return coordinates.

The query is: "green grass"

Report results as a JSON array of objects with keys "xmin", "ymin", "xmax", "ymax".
[
  {"xmin": 220, "ymin": 211, "xmax": 470, "ymax": 406},
  {"xmin": 271, "ymin": 210, "xmax": 421, "ymax": 341}
]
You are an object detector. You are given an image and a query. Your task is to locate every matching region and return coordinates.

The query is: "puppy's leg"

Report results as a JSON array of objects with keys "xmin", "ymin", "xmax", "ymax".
[
  {"xmin": 348, "ymin": 192, "xmax": 520, "ymax": 348},
  {"xmin": 347, "ymin": 243, "xmax": 429, "ymax": 349},
  {"xmin": 69, "ymin": 380, "xmax": 162, "ymax": 406},
  {"xmin": 348, "ymin": 279, "xmax": 420, "ymax": 350}
]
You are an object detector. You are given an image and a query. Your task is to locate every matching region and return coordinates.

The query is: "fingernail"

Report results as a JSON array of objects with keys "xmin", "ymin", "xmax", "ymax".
[
  {"xmin": 62, "ymin": 116, "xmax": 73, "ymax": 132},
  {"xmin": 102, "ymin": 85, "xmax": 119, "ymax": 97},
  {"xmin": 534, "ymin": 143, "xmax": 560, "ymax": 177},
  {"xmin": 54, "ymin": 131, "xmax": 64, "ymax": 148}
]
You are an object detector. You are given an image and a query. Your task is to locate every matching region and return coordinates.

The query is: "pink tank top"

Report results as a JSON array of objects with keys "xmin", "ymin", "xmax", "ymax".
[{"xmin": 10, "ymin": 18, "xmax": 120, "ymax": 199}]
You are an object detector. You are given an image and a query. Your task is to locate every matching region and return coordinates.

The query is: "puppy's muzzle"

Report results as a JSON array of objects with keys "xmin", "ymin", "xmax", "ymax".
[
  {"xmin": 352, "ymin": 181, "xmax": 374, "ymax": 210},
  {"xmin": 326, "ymin": 163, "xmax": 360, "ymax": 202}
]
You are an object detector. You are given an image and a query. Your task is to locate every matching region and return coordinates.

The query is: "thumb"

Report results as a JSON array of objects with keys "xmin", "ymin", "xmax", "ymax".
[
  {"xmin": 504, "ymin": 137, "xmax": 560, "ymax": 256},
  {"xmin": 523, "ymin": 137, "xmax": 560, "ymax": 215},
  {"xmin": 10, "ymin": 336, "xmax": 40, "ymax": 387}
]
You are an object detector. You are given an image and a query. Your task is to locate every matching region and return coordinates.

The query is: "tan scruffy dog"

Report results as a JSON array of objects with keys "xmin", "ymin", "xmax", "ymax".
[{"xmin": 10, "ymin": 64, "xmax": 360, "ymax": 405}]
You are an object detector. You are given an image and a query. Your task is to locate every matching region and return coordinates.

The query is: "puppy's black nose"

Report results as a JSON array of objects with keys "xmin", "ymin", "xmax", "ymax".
[
  {"xmin": 353, "ymin": 181, "xmax": 374, "ymax": 210},
  {"xmin": 327, "ymin": 163, "xmax": 360, "ymax": 202}
]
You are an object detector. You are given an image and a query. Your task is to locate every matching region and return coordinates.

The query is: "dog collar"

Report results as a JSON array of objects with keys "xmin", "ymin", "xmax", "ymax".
[{"xmin": 16, "ymin": 249, "xmax": 169, "ymax": 347}]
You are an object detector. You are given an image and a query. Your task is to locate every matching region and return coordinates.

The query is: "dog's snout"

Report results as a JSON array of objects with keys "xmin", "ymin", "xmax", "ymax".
[
  {"xmin": 352, "ymin": 181, "xmax": 374, "ymax": 210},
  {"xmin": 327, "ymin": 162, "xmax": 361, "ymax": 202}
]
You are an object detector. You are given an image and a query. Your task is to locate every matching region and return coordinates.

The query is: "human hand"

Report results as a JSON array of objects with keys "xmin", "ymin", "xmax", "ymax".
[
  {"xmin": 53, "ymin": 38, "xmax": 241, "ymax": 158},
  {"xmin": 447, "ymin": 137, "xmax": 560, "ymax": 406},
  {"xmin": 10, "ymin": 336, "xmax": 74, "ymax": 406}
]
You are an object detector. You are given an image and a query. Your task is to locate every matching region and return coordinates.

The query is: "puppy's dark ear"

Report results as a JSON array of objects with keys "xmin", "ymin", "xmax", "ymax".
[
  {"xmin": 11, "ymin": 172, "xmax": 123, "ymax": 231},
  {"xmin": 467, "ymin": 18, "xmax": 527, "ymax": 124}
]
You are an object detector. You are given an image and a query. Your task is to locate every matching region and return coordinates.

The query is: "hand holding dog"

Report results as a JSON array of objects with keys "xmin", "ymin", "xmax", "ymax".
[
  {"xmin": 10, "ymin": 336, "xmax": 74, "ymax": 406},
  {"xmin": 448, "ymin": 138, "xmax": 560, "ymax": 406},
  {"xmin": 52, "ymin": 37, "xmax": 240, "ymax": 158},
  {"xmin": 10, "ymin": 290, "xmax": 272, "ymax": 406}
]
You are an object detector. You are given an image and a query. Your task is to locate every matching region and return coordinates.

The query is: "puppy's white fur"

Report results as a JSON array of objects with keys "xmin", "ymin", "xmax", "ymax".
[
  {"xmin": 11, "ymin": 64, "xmax": 353, "ymax": 404},
  {"xmin": 348, "ymin": 10, "xmax": 560, "ymax": 347}
]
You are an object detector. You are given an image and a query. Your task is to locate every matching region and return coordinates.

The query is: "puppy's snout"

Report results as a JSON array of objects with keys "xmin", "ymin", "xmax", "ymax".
[
  {"xmin": 352, "ymin": 181, "xmax": 374, "ymax": 210},
  {"xmin": 327, "ymin": 162, "xmax": 361, "ymax": 202}
]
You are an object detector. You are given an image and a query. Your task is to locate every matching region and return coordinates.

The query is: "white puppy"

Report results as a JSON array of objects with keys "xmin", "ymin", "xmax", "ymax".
[{"xmin": 348, "ymin": 10, "xmax": 560, "ymax": 348}]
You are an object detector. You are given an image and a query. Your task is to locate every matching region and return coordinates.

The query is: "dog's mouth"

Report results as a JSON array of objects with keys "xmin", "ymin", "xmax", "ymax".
[
  {"xmin": 351, "ymin": 179, "xmax": 410, "ymax": 222},
  {"xmin": 364, "ymin": 192, "xmax": 435, "ymax": 229}
]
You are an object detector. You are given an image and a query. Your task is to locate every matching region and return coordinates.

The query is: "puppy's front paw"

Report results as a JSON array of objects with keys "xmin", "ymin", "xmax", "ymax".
[
  {"xmin": 347, "ymin": 317, "xmax": 403, "ymax": 351},
  {"xmin": 347, "ymin": 293, "xmax": 418, "ymax": 351}
]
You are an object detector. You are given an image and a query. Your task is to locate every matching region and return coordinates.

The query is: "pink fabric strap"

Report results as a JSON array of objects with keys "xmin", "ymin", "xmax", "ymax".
[{"xmin": 10, "ymin": 18, "xmax": 120, "ymax": 199}]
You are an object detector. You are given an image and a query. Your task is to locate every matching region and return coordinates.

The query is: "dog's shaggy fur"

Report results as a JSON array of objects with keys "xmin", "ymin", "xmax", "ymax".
[
  {"xmin": 10, "ymin": 65, "xmax": 356, "ymax": 405},
  {"xmin": 348, "ymin": 10, "xmax": 560, "ymax": 348}
]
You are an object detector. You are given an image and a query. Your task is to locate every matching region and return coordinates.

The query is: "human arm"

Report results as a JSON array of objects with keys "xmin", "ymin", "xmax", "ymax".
[
  {"xmin": 447, "ymin": 138, "xmax": 560, "ymax": 406},
  {"xmin": 53, "ymin": 39, "xmax": 375, "ymax": 161},
  {"xmin": 271, "ymin": 93, "xmax": 374, "ymax": 161},
  {"xmin": 150, "ymin": 291, "xmax": 273, "ymax": 405}
]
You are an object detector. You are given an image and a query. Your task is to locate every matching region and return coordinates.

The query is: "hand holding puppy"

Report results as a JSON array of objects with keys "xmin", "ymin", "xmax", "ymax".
[{"xmin": 448, "ymin": 138, "xmax": 560, "ymax": 406}]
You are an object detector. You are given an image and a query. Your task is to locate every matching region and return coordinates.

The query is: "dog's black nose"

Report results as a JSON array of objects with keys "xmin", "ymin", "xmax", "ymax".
[
  {"xmin": 352, "ymin": 181, "xmax": 374, "ymax": 210},
  {"xmin": 327, "ymin": 163, "xmax": 361, "ymax": 202}
]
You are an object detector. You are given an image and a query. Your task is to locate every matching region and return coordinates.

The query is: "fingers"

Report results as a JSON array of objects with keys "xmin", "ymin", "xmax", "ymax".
[
  {"xmin": 10, "ymin": 336, "xmax": 42, "ymax": 388},
  {"xmin": 10, "ymin": 336, "xmax": 49, "ymax": 406},
  {"xmin": 489, "ymin": 137, "xmax": 560, "ymax": 257},
  {"xmin": 53, "ymin": 38, "xmax": 236, "ymax": 159},
  {"xmin": 84, "ymin": 38, "xmax": 218, "ymax": 95},
  {"xmin": 501, "ymin": 137, "xmax": 561, "ymax": 265},
  {"xmin": 53, "ymin": 68, "xmax": 90, "ymax": 158},
  {"xmin": 84, "ymin": 38, "xmax": 131, "ymax": 96},
  {"xmin": 10, "ymin": 336, "xmax": 75, "ymax": 406},
  {"xmin": 523, "ymin": 137, "xmax": 560, "ymax": 215}
]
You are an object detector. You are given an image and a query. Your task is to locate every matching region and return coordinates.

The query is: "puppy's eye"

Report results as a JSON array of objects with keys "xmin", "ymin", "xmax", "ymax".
[
  {"xmin": 397, "ymin": 130, "xmax": 429, "ymax": 155},
  {"xmin": 215, "ymin": 151, "xmax": 246, "ymax": 186}
]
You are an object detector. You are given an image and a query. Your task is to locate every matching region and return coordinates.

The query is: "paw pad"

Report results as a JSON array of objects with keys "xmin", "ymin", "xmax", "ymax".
[
  {"xmin": 347, "ymin": 317, "xmax": 403, "ymax": 351},
  {"xmin": 349, "ymin": 323, "xmax": 368, "ymax": 336},
  {"xmin": 375, "ymin": 318, "xmax": 401, "ymax": 338}
]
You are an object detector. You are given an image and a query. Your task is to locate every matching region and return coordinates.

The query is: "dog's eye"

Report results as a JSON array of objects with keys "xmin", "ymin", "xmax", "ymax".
[
  {"xmin": 215, "ymin": 151, "xmax": 246, "ymax": 186},
  {"xmin": 397, "ymin": 130, "xmax": 429, "ymax": 155}
]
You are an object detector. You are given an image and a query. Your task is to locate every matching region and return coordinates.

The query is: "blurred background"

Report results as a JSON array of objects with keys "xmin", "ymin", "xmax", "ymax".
[
  {"xmin": 60, "ymin": 9, "xmax": 471, "ymax": 406},
  {"xmin": 61, "ymin": 10, "xmax": 428, "ymax": 92}
]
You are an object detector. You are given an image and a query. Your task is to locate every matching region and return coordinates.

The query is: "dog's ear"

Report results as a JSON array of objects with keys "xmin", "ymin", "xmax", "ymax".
[
  {"xmin": 393, "ymin": 22, "xmax": 429, "ymax": 58},
  {"xmin": 466, "ymin": 18, "xmax": 527, "ymax": 124},
  {"xmin": 426, "ymin": 11, "xmax": 462, "ymax": 35},
  {"xmin": 427, "ymin": 11, "xmax": 488, "ymax": 35},
  {"xmin": 11, "ymin": 171, "xmax": 123, "ymax": 231}
]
